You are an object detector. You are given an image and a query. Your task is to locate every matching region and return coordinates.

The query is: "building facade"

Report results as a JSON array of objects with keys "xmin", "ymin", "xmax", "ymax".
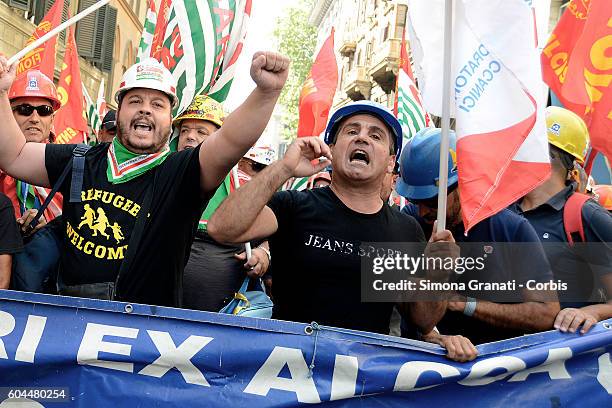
[
  {"xmin": 310, "ymin": 0, "xmax": 571, "ymax": 113},
  {"xmin": 310, "ymin": 0, "xmax": 407, "ymax": 111},
  {"xmin": 0, "ymin": 0, "xmax": 150, "ymax": 108}
]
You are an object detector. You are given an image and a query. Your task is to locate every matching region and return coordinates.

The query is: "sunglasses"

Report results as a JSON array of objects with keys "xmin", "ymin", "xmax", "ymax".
[
  {"xmin": 410, "ymin": 184, "xmax": 459, "ymax": 208},
  {"xmin": 102, "ymin": 121, "xmax": 117, "ymax": 132},
  {"xmin": 251, "ymin": 162, "xmax": 266, "ymax": 172},
  {"xmin": 12, "ymin": 104, "xmax": 54, "ymax": 117},
  {"xmin": 411, "ymin": 196, "xmax": 440, "ymax": 208}
]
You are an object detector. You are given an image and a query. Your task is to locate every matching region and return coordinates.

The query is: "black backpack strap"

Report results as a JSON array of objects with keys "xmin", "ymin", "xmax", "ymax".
[
  {"xmin": 113, "ymin": 168, "xmax": 158, "ymax": 300},
  {"xmin": 27, "ymin": 144, "xmax": 91, "ymax": 233},
  {"xmin": 69, "ymin": 144, "xmax": 91, "ymax": 202}
]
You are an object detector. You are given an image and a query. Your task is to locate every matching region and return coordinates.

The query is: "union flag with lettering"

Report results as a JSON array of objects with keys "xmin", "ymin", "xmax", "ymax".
[
  {"xmin": 541, "ymin": 0, "xmax": 612, "ymax": 163},
  {"xmin": 17, "ymin": 0, "xmax": 64, "ymax": 78},
  {"xmin": 297, "ymin": 28, "xmax": 338, "ymax": 137},
  {"xmin": 54, "ymin": 22, "xmax": 87, "ymax": 145},
  {"xmin": 151, "ymin": 0, "xmax": 252, "ymax": 117}
]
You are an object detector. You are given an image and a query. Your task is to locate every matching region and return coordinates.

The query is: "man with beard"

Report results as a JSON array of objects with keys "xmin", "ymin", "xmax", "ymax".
[
  {"xmin": 0, "ymin": 52, "xmax": 289, "ymax": 306},
  {"xmin": 209, "ymin": 101, "xmax": 477, "ymax": 362},
  {"xmin": 397, "ymin": 128, "xmax": 559, "ymax": 344},
  {"xmin": 1, "ymin": 70, "xmax": 63, "ymax": 234}
]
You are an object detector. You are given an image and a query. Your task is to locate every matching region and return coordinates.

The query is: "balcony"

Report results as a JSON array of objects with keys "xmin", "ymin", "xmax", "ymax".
[
  {"xmin": 369, "ymin": 38, "xmax": 401, "ymax": 93},
  {"xmin": 343, "ymin": 66, "xmax": 372, "ymax": 101},
  {"xmin": 338, "ymin": 39, "xmax": 357, "ymax": 57}
]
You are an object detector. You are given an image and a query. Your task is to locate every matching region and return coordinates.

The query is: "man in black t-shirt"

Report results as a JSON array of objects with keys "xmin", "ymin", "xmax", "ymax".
[
  {"xmin": 512, "ymin": 107, "xmax": 612, "ymax": 334},
  {"xmin": 0, "ymin": 52, "xmax": 289, "ymax": 306},
  {"xmin": 0, "ymin": 192, "xmax": 23, "ymax": 288},
  {"xmin": 397, "ymin": 128, "xmax": 559, "ymax": 345},
  {"xmin": 209, "ymin": 101, "xmax": 477, "ymax": 362}
]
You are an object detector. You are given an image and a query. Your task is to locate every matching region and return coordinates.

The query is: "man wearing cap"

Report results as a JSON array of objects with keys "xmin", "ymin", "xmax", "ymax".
[
  {"xmin": 209, "ymin": 101, "xmax": 477, "ymax": 362},
  {"xmin": 397, "ymin": 128, "xmax": 560, "ymax": 345},
  {"xmin": 174, "ymin": 95, "xmax": 272, "ymax": 311},
  {"xmin": 511, "ymin": 107, "xmax": 612, "ymax": 335},
  {"xmin": 0, "ymin": 69, "xmax": 63, "ymax": 234},
  {"xmin": 0, "ymin": 51, "xmax": 289, "ymax": 306},
  {"xmin": 97, "ymin": 110, "xmax": 117, "ymax": 143}
]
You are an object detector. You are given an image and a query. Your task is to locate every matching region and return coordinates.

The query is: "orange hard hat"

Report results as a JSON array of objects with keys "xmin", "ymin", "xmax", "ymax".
[
  {"xmin": 593, "ymin": 185, "xmax": 612, "ymax": 211},
  {"xmin": 9, "ymin": 70, "xmax": 61, "ymax": 111}
]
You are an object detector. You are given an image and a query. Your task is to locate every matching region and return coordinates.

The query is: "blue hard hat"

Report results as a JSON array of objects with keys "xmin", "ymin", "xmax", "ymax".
[
  {"xmin": 396, "ymin": 127, "xmax": 458, "ymax": 200},
  {"xmin": 324, "ymin": 100, "xmax": 403, "ymax": 158}
]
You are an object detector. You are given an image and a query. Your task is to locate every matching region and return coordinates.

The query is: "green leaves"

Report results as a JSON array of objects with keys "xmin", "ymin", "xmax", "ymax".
[{"xmin": 273, "ymin": 1, "xmax": 317, "ymax": 141}]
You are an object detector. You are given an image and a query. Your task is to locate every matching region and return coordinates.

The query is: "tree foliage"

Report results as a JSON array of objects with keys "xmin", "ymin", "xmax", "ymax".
[{"xmin": 274, "ymin": 0, "xmax": 317, "ymax": 141}]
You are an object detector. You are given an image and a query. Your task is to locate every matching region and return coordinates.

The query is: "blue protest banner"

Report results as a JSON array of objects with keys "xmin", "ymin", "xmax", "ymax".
[{"xmin": 0, "ymin": 290, "xmax": 610, "ymax": 407}]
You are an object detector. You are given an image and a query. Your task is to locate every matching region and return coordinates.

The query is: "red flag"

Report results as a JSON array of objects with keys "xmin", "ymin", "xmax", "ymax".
[
  {"xmin": 297, "ymin": 28, "xmax": 338, "ymax": 137},
  {"xmin": 17, "ymin": 0, "xmax": 64, "ymax": 78},
  {"xmin": 541, "ymin": 0, "xmax": 612, "ymax": 163},
  {"xmin": 151, "ymin": 0, "xmax": 173, "ymax": 61},
  {"xmin": 54, "ymin": 23, "xmax": 88, "ymax": 145}
]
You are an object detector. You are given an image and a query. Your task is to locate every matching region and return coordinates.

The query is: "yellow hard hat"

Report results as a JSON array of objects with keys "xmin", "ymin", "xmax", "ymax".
[
  {"xmin": 173, "ymin": 95, "xmax": 225, "ymax": 128},
  {"xmin": 545, "ymin": 106, "xmax": 589, "ymax": 163}
]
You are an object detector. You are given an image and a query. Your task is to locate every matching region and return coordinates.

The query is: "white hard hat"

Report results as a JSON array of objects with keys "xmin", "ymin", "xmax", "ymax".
[
  {"xmin": 244, "ymin": 145, "xmax": 276, "ymax": 166},
  {"xmin": 114, "ymin": 58, "xmax": 178, "ymax": 108}
]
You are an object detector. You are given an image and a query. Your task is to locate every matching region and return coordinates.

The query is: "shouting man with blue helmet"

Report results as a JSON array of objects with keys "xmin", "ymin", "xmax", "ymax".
[
  {"xmin": 209, "ymin": 101, "xmax": 475, "ymax": 362},
  {"xmin": 397, "ymin": 128, "xmax": 560, "ymax": 345}
]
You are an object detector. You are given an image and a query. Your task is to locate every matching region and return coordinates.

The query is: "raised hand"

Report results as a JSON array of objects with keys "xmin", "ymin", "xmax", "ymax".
[
  {"xmin": 280, "ymin": 137, "xmax": 332, "ymax": 178},
  {"xmin": 250, "ymin": 51, "xmax": 290, "ymax": 94},
  {"xmin": 0, "ymin": 55, "xmax": 17, "ymax": 95}
]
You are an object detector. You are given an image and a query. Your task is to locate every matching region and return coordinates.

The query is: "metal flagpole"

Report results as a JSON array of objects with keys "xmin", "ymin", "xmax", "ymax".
[
  {"xmin": 8, "ymin": 0, "xmax": 111, "ymax": 65},
  {"xmin": 436, "ymin": 0, "xmax": 454, "ymax": 233}
]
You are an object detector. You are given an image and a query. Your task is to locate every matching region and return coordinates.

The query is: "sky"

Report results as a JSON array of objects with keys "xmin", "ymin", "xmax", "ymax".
[{"xmin": 224, "ymin": 0, "xmax": 299, "ymax": 111}]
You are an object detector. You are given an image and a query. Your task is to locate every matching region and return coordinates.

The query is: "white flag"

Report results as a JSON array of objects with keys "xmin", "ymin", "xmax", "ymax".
[{"xmin": 408, "ymin": 0, "xmax": 551, "ymax": 231}]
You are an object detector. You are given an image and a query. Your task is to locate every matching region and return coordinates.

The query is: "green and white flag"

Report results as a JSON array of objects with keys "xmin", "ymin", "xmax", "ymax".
[
  {"xmin": 394, "ymin": 35, "xmax": 431, "ymax": 145},
  {"xmin": 136, "ymin": 0, "xmax": 157, "ymax": 63},
  {"xmin": 155, "ymin": 0, "xmax": 252, "ymax": 116},
  {"xmin": 83, "ymin": 85, "xmax": 101, "ymax": 135},
  {"xmin": 282, "ymin": 177, "xmax": 309, "ymax": 191}
]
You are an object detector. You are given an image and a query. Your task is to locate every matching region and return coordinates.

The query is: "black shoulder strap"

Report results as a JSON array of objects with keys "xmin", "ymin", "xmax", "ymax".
[
  {"xmin": 113, "ymin": 168, "xmax": 158, "ymax": 300},
  {"xmin": 28, "ymin": 144, "xmax": 91, "ymax": 232},
  {"xmin": 69, "ymin": 144, "xmax": 90, "ymax": 202}
]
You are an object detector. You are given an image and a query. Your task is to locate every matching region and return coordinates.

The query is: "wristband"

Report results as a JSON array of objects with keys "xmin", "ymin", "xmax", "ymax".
[
  {"xmin": 257, "ymin": 245, "xmax": 271, "ymax": 262},
  {"xmin": 463, "ymin": 297, "xmax": 477, "ymax": 317}
]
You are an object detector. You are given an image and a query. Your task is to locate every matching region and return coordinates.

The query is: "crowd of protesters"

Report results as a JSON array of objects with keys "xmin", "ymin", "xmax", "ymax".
[{"xmin": 0, "ymin": 52, "xmax": 610, "ymax": 363}]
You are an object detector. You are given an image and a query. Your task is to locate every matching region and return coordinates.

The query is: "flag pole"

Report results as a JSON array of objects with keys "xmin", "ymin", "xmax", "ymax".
[
  {"xmin": 436, "ymin": 0, "xmax": 453, "ymax": 233},
  {"xmin": 232, "ymin": 166, "xmax": 252, "ymax": 259},
  {"xmin": 8, "ymin": 0, "xmax": 111, "ymax": 65}
]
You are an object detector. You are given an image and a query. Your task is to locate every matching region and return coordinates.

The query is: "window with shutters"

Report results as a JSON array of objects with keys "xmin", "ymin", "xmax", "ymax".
[
  {"xmin": 7, "ymin": 0, "xmax": 30, "ymax": 12},
  {"xmin": 32, "ymin": 0, "xmax": 70, "ymax": 43},
  {"xmin": 76, "ymin": 0, "xmax": 117, "ymax": 73}
]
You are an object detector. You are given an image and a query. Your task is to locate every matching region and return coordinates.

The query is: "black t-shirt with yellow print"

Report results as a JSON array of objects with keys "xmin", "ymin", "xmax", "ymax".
[{"xmin": 45, "ymin": 142, "xmax": 206, "ymax": 306}]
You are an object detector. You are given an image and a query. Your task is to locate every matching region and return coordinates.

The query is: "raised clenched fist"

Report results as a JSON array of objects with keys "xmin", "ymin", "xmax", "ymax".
[{"xmin": 250, "ymin": 51, "xmax": 290, "ymax": 94}]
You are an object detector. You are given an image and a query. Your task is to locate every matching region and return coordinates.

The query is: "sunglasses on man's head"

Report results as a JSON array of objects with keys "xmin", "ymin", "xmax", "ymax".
[{"xmin": 12, "ymin": 104, "xmax": 54, "ymax": 117}]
